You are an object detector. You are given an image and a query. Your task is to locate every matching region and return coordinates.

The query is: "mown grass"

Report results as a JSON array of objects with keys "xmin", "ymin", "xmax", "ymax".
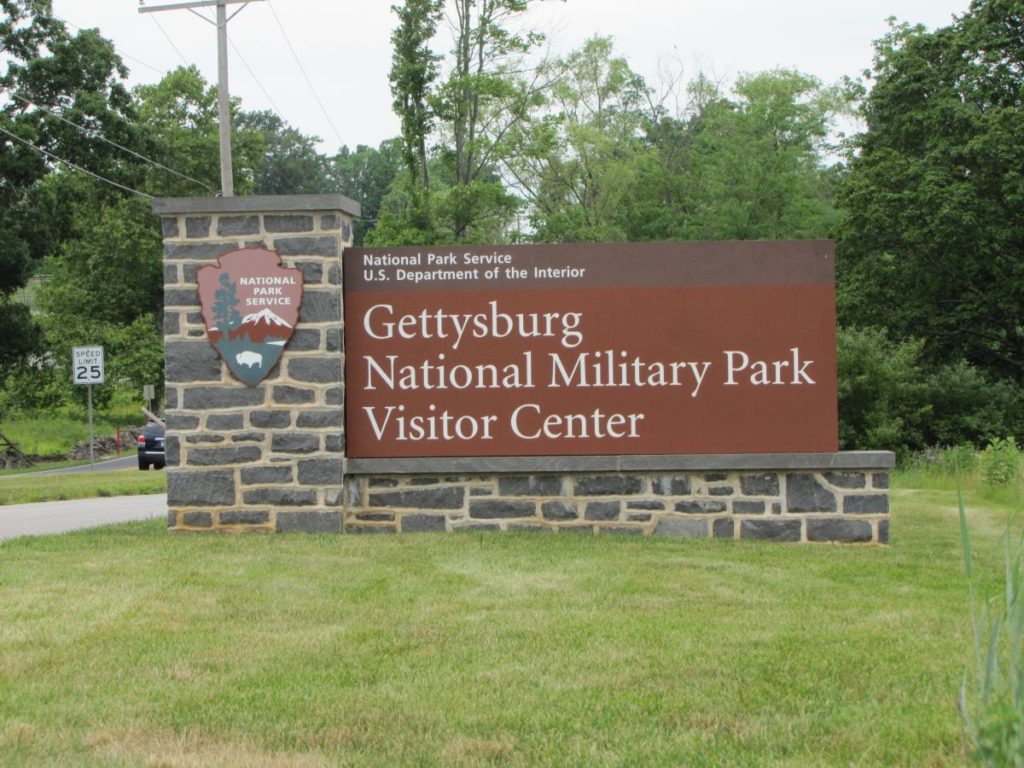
[
  {"xmin": 0, "ymin": 468, "xmax": 166, "ymax": 506},
  {"xmin": 0, "ymin": 475, "xmax": 1012, "ymax": 766}
]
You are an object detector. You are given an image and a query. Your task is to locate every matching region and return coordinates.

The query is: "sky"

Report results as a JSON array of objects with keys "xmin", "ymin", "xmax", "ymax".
[{"xmin": 50, "ymin": 0, "xmax": 971, "ymax": 154}]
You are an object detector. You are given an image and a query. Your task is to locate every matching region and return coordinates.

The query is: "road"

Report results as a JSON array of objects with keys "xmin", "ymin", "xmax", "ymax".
[
  {"xmin": 0, "ymin": 494, "xmax": 167, "ymax": 542},
  {"xmin": 20, "ymin": 455, "xmax": 139, "ymax": 476}
]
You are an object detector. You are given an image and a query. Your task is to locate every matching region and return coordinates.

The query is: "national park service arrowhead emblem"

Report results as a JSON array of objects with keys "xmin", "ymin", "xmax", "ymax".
[{"xmin": 197, "ymin": 248, "xmax": 304, "ymax": 386}]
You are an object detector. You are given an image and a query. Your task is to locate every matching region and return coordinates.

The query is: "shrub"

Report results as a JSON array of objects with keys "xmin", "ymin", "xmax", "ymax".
[
  {"xmin": 981, "ymin": 438, "xmax": 1022, "ymax": 489},
  {"xmin": 838, "ymin": 327, "xmax": 1024, "ymax": 457},
  {"xmin": 837, "ymin": 326, "xmax": 929, "ymax": 454}
]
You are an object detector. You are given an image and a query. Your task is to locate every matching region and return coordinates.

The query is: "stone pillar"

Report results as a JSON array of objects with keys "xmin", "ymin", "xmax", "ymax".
[{"xmin": 155, "ymin": 195, "xmax": 359, "ymax": 533}]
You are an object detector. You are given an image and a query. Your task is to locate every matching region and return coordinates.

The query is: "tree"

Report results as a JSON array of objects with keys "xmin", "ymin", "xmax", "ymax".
[
  {"xmin": 132, "ymin": 66, "xmax": 263, "ymax": 197},
  {"xmin": 380, "ymin": 0, "xmax": 555, "ymax": 244},
  {"xmin": 506, "ymin": 36, "xmax": 648, "ymax": 242},
  {"xmin": 36, "ymin": 191, "xmax": 163, "ymax": 326},
  {"xmin": 388, "ymin": 0, "xmax": 442, "ymax": 235},
  {"xmin": 837, "ymin": 3, "xmax": 1024, "ymax": 381},
  {"xmin": 0, "ymin": 3, "xmax": 137, "ymax": 375},
  {"xmin": 237, "ymin": 110, "xmax": 333, "ymax": 195},
  {"xmin": 330, "ymin": 140, "xmax": 403, "ymax": 244},
  {"xmin": 430, "ymin": 0, "xmax": 551, "ymax": 240},
  {"xmin": 626, "ymin": 69, "xmax": 844, "ymax": 242}
]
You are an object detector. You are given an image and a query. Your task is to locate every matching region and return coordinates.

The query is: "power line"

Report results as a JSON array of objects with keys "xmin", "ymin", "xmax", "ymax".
[
  {"xmin": 267, "ymin": 0, "xmax": 344, "ymax": 146},
  {"xmin": 54, "ymin": 15, "xmax": 167, "ymax": 76},
  {"xmin": 227, "ymin": 34, "xmax": 285, "ymax": 119},
  {"xmin": 0, "ymin": 125, "xmax": 153, "ymax": 199},
  {"xmin": 140, "ymin": 0, "xmax": 266, "ymax": 198},
  {"xmin": 148, "ymin": 14, "xmax": 192, "ymax": 68},
  {"xmin": 6, "ymin": 92, "xmax": 217, "ymax": 193}
]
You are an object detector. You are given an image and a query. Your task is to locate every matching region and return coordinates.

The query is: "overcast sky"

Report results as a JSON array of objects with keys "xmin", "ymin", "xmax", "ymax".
[{"xmin": 51, "ymin": 0, "xmax": 970, "ymax": 153}]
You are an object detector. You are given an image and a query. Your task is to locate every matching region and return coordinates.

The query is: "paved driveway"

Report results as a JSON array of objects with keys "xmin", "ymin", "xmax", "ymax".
[{"xmin": 0, "ymin": 494, "xmax": 167, "ymax": 542}]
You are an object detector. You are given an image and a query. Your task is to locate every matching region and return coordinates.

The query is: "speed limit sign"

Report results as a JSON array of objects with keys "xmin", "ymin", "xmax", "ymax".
[{"xmin": 72, "ymin": 346, "xmax": 105, "ymax": 385}]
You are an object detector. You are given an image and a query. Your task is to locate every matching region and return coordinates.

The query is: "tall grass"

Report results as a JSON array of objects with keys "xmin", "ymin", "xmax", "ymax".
[
  {"xmin": 957, "ymin": 473, "xmax": 1024, "ymax": 765},
  {"xmin": 0, "ymin": 404, "xmax": 146, "ymax": 457}
]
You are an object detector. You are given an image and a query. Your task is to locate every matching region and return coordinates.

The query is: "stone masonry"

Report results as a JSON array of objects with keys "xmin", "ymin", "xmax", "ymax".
[
  {"xmin": 157, "ymin": 194, "xmax": 894, "ymax": 544},
  {"xmin": 342, "ymin": 465, "xmax": 891, "ymax": 543},
  {"xmin": 157, "ymin": 195, "xmax": 357, "ymax": 534}
]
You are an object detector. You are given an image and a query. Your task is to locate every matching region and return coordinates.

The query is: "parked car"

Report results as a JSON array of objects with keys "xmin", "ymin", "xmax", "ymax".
[{"xmin": 137, "ymin": 422, "xmax": 166, "ymax": 470}]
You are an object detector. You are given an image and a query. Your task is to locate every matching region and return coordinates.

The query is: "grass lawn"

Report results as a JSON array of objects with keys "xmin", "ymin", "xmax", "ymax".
[
  {"xmin": 0, "ymin": 469, "xmax": 166, "ymax": 506},
  {"xmin": 0, "ymin": 475, "xmax": 1012, "ymax": 767}
]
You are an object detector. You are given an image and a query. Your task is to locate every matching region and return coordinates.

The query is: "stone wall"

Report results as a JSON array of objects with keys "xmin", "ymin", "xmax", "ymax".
[
  {"xmin": 157, "ymin": 195, "xmax": 357, "ymax": 534},
  {"xmin": 156, "ymin": 195, "xmax": 894, "ymax": 544},
  {"xmin": 342, "ymin": 457, "xmax": 891, "ymax": 543}
]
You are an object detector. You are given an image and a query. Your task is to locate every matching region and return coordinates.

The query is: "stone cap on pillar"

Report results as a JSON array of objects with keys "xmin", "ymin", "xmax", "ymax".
[{"xmin": 152, "ymin": 194, "xmax": 361, "ymax": 218}]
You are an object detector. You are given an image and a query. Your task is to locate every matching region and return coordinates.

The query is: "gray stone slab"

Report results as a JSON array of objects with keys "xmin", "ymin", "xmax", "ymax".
[
  {"xmin": 844, "ymin": 494, "xmax": 890, "ymax": 514},
  {"xmin": 585, "ymin": 501, "xmax": 621, "ymax": 521},
  {"xmin": 153, "ymin": 194, "xmax": 361, "ymax": 218},
  {"xmin": 469, "ymin": 499, "xmax": 535, "ymax": 519},
  {"xmin": 277, "ymin": 510, "xmax": 343, "ymax": 534},
  {"xmin": 220, "ymin": 510, "xmax": 270, "ymax": 525},
  {"xmin": 498, "ymin": 475, "xmax": 562, "ymax": 496},
  {"xmin": 787, "ymin": 474, "xmax": 837, "ymax": 513},
  {"xmin": 185, "ymin": 216, "xmax": 211, "ymax": 238},
  {"xmin": 652, "ymin": 476, "xmax": 691, "ymax": 495},
  {"xmin": 807, "ymin": 518, "xmax": 873, "ymax": 543},
  {"xmin": 166, "ymin": 341, "xmax": 222, "ymax": 382},
  {"xmin": 541, "ymin": 501, "xmax": 578, "ymax": 520},
  {"xmin": 653, "ymin": 518, "xmax": 707, "ymax": 538},
  {"xmin": 345, "ymin": 452, "xmax": 896, "ymax": 475},
  {"xmin": 168, "ymin": 470, "xmax": 235, "ymax": 506},
  {"xmin": 217, "ymin": 215, "xmax": 259, "ymax": 236},
  {"xmin": 574, "ymin": 475, "xmax": 643, "ymax": 495},
  {"xmin": 675, "ymin": 500, "xmax": 727, "ymax": 514},
  {"xmin": 741, "ymin": 519, "xmax": 802, "ymax": 542},
  {"xmin": 370, "ymin": 487, "xmax": 465, "ymax": 510},
  {"xmin": 401, "ymin": 514, "xmax": 447, "ymax": 533}
]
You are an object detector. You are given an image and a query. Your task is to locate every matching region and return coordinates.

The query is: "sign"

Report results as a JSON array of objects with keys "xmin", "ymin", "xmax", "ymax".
[
  {"xmin": 344, "ymin": 241, "xmax": 838, "ymax": 458},
  {"xmin": 197, "ymin": 247, "xmax": 304, "ymax": 386},
  {"xmin": 72, "ymin": 346, "xmax": 105, "ymax": 385}
]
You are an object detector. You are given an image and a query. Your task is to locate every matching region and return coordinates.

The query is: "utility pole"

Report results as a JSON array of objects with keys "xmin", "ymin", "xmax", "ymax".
[{"xmin": 139, "ymin": 0, "xmax": 265, "ymax": 197}]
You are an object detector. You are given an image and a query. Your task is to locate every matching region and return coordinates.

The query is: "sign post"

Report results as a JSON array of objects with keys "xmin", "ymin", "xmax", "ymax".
[{"xmin": 72, "ymin": 346, "xmax": 105, "ymax": 466}]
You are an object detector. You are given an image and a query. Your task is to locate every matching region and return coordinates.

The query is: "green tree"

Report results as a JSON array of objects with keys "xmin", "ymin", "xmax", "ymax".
[
  {"xmin": 837, "ymin": 3, "xmax": 1024, "ymax": 381},
  {"xmin": 379, "ymin": 0, "xmax": 554, "ymax": 244},
  {"xmin": 507, "ymin": 36, "xmax": 648, "ymax": 242},
  {"xmin": 430, "ymin": 0, "xmax": 551, "ymax": 240},
  {"xmin": 36, "ymin": 192, "xmax": 162, "ymax": 326},
  {"xmin": 132, "ymin": 66, "xmax": 263, "ymax": 197},
  {"xmin": 237, "ymin": 110, "xmax": 333, "ymax": 195},
  {"xmin": 0, "ymin": 3, "xmax": 137, "ymax": 375},
  {"xmin": 330, "ymin": 140, "xmax": 403, "ymax": 244},
  {"xmin": 388, "ymin": 0, "xmax": 442, "ymax": 235},
  {"xmin": 627, "ymin": 69, "xmax": 844, "ymax": 242}
]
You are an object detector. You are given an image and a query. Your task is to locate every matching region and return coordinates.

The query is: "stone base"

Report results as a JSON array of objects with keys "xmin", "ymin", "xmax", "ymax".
[
  {"xmin": 337, "ymin": 455, "xmax": 891, "ymax": 544},
  {"xmin": 168, "ymin": 453, "xmax": 893, "ymax": 545}
]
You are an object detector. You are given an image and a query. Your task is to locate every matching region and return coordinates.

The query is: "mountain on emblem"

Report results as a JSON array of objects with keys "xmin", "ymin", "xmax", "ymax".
[{"xmin": 197, "ymin": 248, "xmax": 304, "ymax": 386}]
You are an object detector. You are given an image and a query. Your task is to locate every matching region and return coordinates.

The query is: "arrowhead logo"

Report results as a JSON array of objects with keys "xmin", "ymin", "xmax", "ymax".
[{"xmin": 196, "ymin": 248, "xmax": 304, "ymax": 386}]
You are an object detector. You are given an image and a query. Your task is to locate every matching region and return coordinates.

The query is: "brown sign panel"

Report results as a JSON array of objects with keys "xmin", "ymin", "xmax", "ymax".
[
  {"xmin": 344, "ymin": 241, "xmax": 838, "ymax": 457},
  {"xmin": 197, "ymin": 247, "xmax": 303, "ymax": 386}
]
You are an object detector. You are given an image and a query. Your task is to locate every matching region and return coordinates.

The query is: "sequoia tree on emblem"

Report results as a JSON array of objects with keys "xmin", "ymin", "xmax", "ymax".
[{"xmin": 197, "ymin": 248, "xmax": 304, "ymax": 386}]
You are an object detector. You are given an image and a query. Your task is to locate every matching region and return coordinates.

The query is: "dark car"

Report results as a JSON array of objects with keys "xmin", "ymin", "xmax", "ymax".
[{"xmin": 137, "ymin": 422, "xmax": 166, "ymax": 470}]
